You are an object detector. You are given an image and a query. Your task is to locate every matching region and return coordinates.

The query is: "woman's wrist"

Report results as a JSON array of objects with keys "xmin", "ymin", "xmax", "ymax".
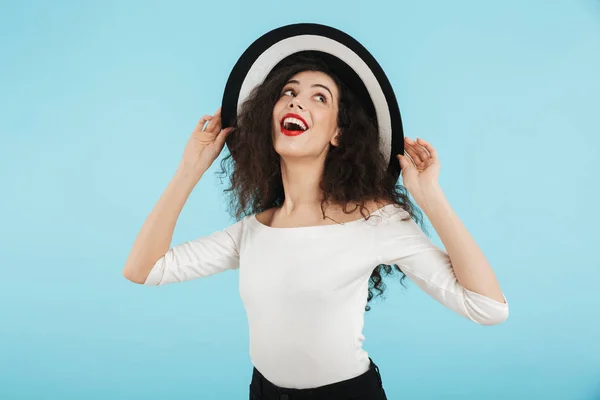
[{"xmin": 173, "ymin": 166, "xmax": 204, "ymax": 190}]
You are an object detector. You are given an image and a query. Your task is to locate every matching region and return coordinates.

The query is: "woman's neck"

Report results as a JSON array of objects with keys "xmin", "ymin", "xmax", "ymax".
[{"xmin": 278, "ymin": 157, "xmax": 326, "ymax": 213}]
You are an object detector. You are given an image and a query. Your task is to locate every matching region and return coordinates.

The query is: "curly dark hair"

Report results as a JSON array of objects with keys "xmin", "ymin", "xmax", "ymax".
[{"xmin": 217, "ymin": 52, "xmax": 428, "ymax": 311}]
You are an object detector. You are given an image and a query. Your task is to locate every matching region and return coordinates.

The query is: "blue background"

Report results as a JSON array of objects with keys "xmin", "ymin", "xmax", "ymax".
[{"xmin": 1, "ymin": 0, "xmax": 599, "ymax": 399}]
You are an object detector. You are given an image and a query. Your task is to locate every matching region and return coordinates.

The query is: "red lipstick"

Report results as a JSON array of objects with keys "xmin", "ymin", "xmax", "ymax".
[{"xmin": 280, "ymin": 113, "xmax": 309, "ymax": 136}]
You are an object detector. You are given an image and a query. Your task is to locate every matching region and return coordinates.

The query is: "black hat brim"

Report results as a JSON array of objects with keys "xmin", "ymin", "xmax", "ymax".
[{"xmin": 221, "ymin": 23, "xmax": 404, "ymax": 180}]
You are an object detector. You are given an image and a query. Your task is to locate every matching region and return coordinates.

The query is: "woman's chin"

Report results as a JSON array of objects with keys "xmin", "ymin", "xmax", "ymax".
[{"xmin": 273, "ymin": 144, "xmax": 305, "ymax": 158}]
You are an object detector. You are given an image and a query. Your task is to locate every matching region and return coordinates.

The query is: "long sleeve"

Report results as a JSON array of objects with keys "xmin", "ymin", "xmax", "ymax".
[
  {"xmin": 374, "ymin": 207, "xmax": 508, "ymax": 326},
  {"xmin": 144, "ymin": 219, "xmax": 244, "ymax": 286}
]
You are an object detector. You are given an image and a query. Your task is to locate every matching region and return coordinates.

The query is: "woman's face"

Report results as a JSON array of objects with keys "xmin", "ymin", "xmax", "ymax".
[{"xmin": 271, "ymin": 70, "xmax": 340, "ymax": 159}]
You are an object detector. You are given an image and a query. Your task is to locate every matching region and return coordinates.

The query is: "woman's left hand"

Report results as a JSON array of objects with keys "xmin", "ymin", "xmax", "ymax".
[{"xmin": 397, "ymin": 137, "xmax": 441, "ymax": 204}]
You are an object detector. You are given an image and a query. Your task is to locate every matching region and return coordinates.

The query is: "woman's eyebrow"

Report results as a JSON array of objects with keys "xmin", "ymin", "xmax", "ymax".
[{"xmin": 285, "ymin": 80, "xmax": 333, "ymax": 98}]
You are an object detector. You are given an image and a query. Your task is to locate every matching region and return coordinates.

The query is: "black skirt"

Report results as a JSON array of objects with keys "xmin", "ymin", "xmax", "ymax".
[{"xmin": 249, "ymin": 357, "xmax": 388, "ymax": 400}]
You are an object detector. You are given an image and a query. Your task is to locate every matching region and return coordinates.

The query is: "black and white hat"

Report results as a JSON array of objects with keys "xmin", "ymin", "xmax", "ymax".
[{"xmin": 221, "ymin": 23, "xmax": 404, "ymax": 180}]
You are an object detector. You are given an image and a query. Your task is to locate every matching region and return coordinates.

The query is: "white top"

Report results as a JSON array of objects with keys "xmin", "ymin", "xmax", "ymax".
[{"xmin": 144, "ymin": 203, "xmax": 509, "ymax": 389}]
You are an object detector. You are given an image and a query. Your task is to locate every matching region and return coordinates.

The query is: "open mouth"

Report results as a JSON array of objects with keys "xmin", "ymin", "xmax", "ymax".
[{"xmin": 280, "ymin": 113, "xmax": 309, "ymax": 136}]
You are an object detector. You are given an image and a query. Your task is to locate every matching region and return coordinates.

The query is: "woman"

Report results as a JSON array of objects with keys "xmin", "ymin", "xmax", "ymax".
[{"xmin": 123, "ymin": 24, "xmax": 508, "ymax": 400}]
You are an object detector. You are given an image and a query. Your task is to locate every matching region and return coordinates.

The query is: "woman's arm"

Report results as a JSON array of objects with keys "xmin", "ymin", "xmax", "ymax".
[
  {"xmin": 391, "ymin": 137, "xmax": 508, "ymax": 325},
  {"xmin": 419, "ymin": 184, "xmax": 506, "ymax": 303},
  {"xmin": 123, "ymin": 109, "xmax": 234, "ymax": 284},
  {"xmin": 376, "ymin": 204, "xmax": 508, "ymax": 326},
  {"xmin": 122, "ymin": 169, "xmax": 201, "ymax": 284}
]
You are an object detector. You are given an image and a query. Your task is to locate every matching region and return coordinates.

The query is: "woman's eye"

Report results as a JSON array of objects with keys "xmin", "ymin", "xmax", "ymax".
[{"xmin": 281, "ymin": 89, "xmax": 326, "ymax": 103}]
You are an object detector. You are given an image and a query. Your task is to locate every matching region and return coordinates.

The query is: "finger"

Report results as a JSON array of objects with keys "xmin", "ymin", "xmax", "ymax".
[
  {"xmin": 215, "ymin": 127, "xmax": 234, "ymax": 147},
  {"xmin": 404, "ymin": 140, "xmax": 423, "ymax": 166},
  {"xmin": 194, "ymin": 115, "xmax": 213, "ymax": 132},
  {"xmin": 402, "ymin": 150, "xmax": 417, "ymax": 168},
  {"xmin": 407, "ymin": 137, "xmax": 429, "ymax": 161},
  {"xmin": 409, "ymin": 139, "xmax": 430, "ymax": 164},
  {"xmin": 206, "ymin": 107, "xmax": 224, "ymax": 133},
  {"xmin": 413, "ymin": 137, "xmax": 431, "ymax": 159},
  {"xmin": 207, "ymin": 118, "xmax": 221, "ymax": 134},
  {"xmin": 416, "ymin": 138, "xmax": 438, "ymax": 159},
  {"xmin": 214, "ymin": 107, "xmax": 222, "ymax": 132},
  {"xmin": 397, "ymin": 154, "xmax": 409, "ymax": 170},
  {"xmin": 205, "ymin": 112, "xmax": 221, "ymax": 133}
]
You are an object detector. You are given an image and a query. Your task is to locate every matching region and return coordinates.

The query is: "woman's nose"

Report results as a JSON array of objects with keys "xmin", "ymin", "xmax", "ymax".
[{"xmin": 289, "ymin": 98, "xmax": 304, "ymax": 110}]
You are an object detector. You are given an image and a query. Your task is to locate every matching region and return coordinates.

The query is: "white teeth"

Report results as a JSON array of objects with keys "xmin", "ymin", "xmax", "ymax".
[{"xmin": 282, "ymin": 117, "xmax": 307, "ymax": 130}]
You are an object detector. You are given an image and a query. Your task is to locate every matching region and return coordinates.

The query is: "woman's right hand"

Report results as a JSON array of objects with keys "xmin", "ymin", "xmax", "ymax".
[{"xmin": 177, "ymin": 107, "xmax": 234, "ymax": 177}]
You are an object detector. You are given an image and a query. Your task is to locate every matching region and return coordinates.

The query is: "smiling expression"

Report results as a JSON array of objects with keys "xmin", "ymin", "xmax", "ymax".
[{"xmin": 272, "ymin": 70, "xmax": 341, "ymax": 157}]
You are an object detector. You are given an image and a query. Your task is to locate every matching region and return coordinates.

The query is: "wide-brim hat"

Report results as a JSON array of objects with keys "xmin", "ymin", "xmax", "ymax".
[{"xmin": 221, "ymin": 23, "xmax": 404, "ymax": 180}]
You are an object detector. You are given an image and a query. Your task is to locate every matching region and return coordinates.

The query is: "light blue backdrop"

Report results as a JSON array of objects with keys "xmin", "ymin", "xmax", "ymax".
[{"xmin": 1, "ymin": 1, "xmax": 599, "ymax": 399}]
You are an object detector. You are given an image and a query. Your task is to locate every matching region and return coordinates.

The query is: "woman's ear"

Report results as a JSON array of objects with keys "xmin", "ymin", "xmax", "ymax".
[{"xmin": 330, "ymin": 129, "xmax": 341, "ymax": 147}]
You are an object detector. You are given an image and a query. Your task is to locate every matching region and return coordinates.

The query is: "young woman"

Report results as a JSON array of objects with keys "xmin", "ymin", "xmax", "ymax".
[{"xmin": 123, "ymin": 24, "xmax": 509, "ymax": 400}]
